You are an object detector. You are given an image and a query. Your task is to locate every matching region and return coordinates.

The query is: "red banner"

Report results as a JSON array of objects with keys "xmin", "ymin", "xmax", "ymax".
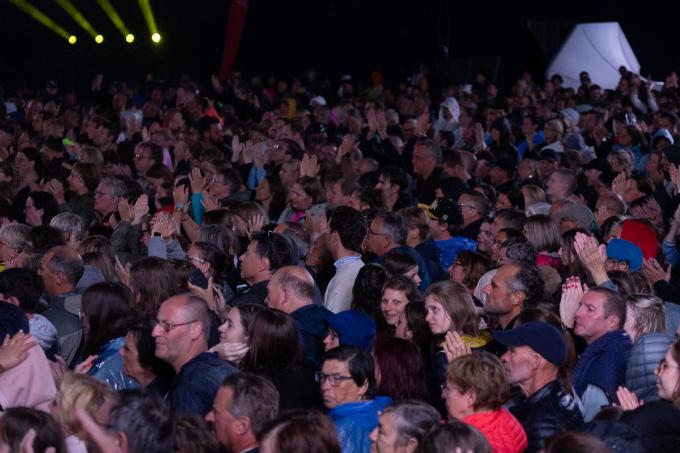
[{"xmin": 219, "ymin": 0, "xmax": 250, "ymax": 79}]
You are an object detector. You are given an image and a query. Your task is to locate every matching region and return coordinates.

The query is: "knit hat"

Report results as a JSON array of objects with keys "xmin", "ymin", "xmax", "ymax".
[
  {"xmin": 620, "ymin": 219, "xmax": 658, "ymax": 259},
  {"xmin": 606, "ymin": 238, "xmax": 643, "ymax": 271},
  {"xmin": 324, "ymin": 310, "xmax": 376, "ymax": 351},
  {"xmin": 492, "ymin": 321, "xmax": 566, "ymax": 366}
]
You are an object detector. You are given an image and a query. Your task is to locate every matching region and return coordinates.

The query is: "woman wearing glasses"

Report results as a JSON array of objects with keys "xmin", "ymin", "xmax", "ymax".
[
  {"xmin": 617, "ymin": 340, "xmax": 680, "ymax": 451},
  {"xmin": 318, "ymin": 345, "xmax": 391, "ymax": 453}
]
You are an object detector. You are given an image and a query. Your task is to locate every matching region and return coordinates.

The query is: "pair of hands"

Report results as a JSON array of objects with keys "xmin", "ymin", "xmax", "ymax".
[{"xmin": 118, "ymin": 194, "xmax": 149, "ymax": 225}]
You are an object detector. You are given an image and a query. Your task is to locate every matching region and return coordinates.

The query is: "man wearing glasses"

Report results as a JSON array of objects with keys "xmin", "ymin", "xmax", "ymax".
[{"xmin": 152, "ymin": 293, "xmax": 237, "ymax": 416}]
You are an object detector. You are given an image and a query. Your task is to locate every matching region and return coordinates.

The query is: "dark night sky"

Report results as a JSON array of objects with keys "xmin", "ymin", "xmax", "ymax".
[{"xmin": 0, "ymin": 0, "xmax": 673, "ymax": 92}]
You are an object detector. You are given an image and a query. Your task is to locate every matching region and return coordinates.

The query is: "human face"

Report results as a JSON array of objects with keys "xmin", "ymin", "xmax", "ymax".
[
  {"xmin": 574, "ymin": 291, "xmax": 615, "ymax": 344},
  {"xmin": 239, "ymin": 240, "xmax": 263, "ymax": 284},
  {"xmin": 483, "ymin": 265, "xmax": 516, "ymax": 318},
  {"xmin": 151, "ymin": 298, "xmax": 198, "ymax": 368},
  {"xmin": 495, "ymin": 193, "xmax": 512, "ymax": 210},
  {"xmin": 458, "ymin": 194, "xmax": 479, "ymax": 226},
  {"xmin": 477, "ymin": 222, "xmax": 493, "ymax": 253},
  {"xmin": 323, "ymin": 328, "xmax": 340, "ymax": 351},
  {"xmin": 655, "ymin": 347, "xmax": 680, "ymax": 401},
  {"xmin": 584, "ymin": 168, "xmax": 602, "ymax": 187},
  {"xmin": 319, "ymin": 359, "xmax": 366, "ymax": 408},
  {"xmin": 24, "ymin": 197, "xmax": 43, "ymax": 227},
  {"xmin": 279, "ymin": 165, "xmax": 298, "ymax": 188},
  {"xmin": 205, "ymin": 386, "xmax": 238, "ymax": 449},
  {"xmin": 14, "ymin": 151, "xmax": 33, "ymax": 174},
  {"xmin": 208, "ymin": 174, "xmax": 230, "ymax": 199},
  {"xmin": 327, "ymin": 181, "xmax": 347, "ymax": 209},
  {"xmin": 450, "ymin": 259, "xmax": 466, "ymax": 285},
  {"xmin": 366, "ymin": 218, "xmax": 389, "ymax": 256},
  {"xmin": 188, "ymin": 246, "xmax": 211, "ymax": 278},
  {"xmin": 369, "ymin": 412, "xmax": 407, "ymax": 453},
  {"xmin": 255, "ymin": 178, "xmax": 272, "ymax": 202},
  {"xmin": 444, "ymin": 381, "xmax": 475, "ymax": 420},
  {"xmin": 623, "ymin": 306, "xmax": 638, "ymax": 343},
  {"xmin": 120, "ymin": 332, "xmax": 146, "ymax": 382},
  {"xmin": 424, "ymin": 295, "xmax": 452, "ymax": 334},
  {"xmin": 500, "ymin": 345, "xmax": 537, "ymax": 387},
  {"xmin": 94, "ymin": 183, "xmax": 118, "ymax": 215},
  {"xmin": 133, "ymin": 148, "xmax": 155, "ymax": 174},
  {"xmin": 403, "ymin": 266, "xmax": 421, "ymax": 287},
  {"xmin": 265, "ymin": 276, "xmax": 284, "ymax": 311},
  {"xmin": 67, "ymin": 169, "xmax": 86, "ymax": 194},
  {"xmin": 218, "ymin": 307, "xmax": 248, "ymax": 344},
  {"xmin": 381, "ymin": 288, "xmax": 409, "ymax": 326},
  {"xmin": 288, "ymin": 183, "xmax": 312, "ymax": 211},
  {"xmin": 411, "ymin": 146, "xmax": 435, "ymax": 177}
]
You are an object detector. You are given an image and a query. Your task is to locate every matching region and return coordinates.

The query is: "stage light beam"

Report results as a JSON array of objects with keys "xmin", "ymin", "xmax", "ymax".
[
  {"xmin": 55, "ymin": 0, "xmax": 99, "ymax": 39},
  {"xmin": 9, "ymin": 0, "xmax": 74, "ymax": 42},
  {"xmin": 139, "ymin": 0, "xmax": 162, "ymax": 44},
  {"xmin": 96, "ymin": 0, "xmax": 134, "ymax": 43}
]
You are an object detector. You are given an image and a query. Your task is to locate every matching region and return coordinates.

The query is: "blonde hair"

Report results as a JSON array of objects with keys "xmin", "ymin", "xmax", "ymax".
[{"xmin": 53, "ymin": 373, "xmax": 113, "ymax": 438}]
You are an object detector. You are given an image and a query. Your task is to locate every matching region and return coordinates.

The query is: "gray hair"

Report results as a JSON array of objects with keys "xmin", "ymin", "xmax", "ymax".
[
  {"xmin": 377, "ymin": 211, "xmax": 407, "ymax": 245},
  {"xmin": 415, "ymin": 139, "xmax": 443, "ymax": 165},
  {"xmin": 221, "ymin": 372, "xmax": 279, "ymax": 436},
  {"xmin": 0, "ymin": 223, "xmax": 30, "ymax": 249},
  {"xmin": 626, "ymin": 294, "xmax": 666, "ymax": 340},
  {"xmin": 383, "ymin": 400, "xmax": 441, "ymax": 447},
  {"xmin": 99, "ymin": 177, "xmax": 128, "ymax": 199},
  {"xmin": 50, "ymin": 213, "xmax": 86, "ymax": 243},
  {"xmin": 504, "ymin": 262, "xmax": 545, "ymax": 308},
  {"xmin": 46, "ymin": 246, "xmax": 84, "ymax": 285}
]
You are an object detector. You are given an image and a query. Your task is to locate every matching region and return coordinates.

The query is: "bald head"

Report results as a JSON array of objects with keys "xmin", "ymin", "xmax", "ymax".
[
  {"xmin": 166, "ymin": 293, "xmax": 211, "ymax": 340},
  {"xmin": 266, "ymin": 265, "xmax": 315, "ymax": 313}
]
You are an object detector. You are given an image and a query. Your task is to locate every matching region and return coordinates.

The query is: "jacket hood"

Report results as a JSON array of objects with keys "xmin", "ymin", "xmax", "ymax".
[{"xmin": 439, "ymin": 97, "xmax": 461, "ymax": 123}]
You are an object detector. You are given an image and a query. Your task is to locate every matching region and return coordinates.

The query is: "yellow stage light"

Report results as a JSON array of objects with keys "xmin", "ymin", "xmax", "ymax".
[
  {"xmin": 55, "ymin": 0, "xmax": 100, "ymax": 40},
  {"xmin": 9, "ymin": 0, "xmax": 74, "ymax": 42},
  {"xmin": 126, "ymin": 34, "xmax": 135, "ymax": 43},
  {"xmin": 151, "ymin": 33, "xmax": 161, "ymax": 43},
  {"xmin": 96, "ymin": 0, "xmax": 134, "ymax": 43},
  {"xmin": 68, "ymin": 35, "xmax": 77, "ymax": 44},
  {"xmin": 95, "ymin": 34, "xmax": 104, "ymax": 44}
]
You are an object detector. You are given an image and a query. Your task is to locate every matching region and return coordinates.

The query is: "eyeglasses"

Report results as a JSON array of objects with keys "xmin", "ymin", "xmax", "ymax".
[
  {"xmin": 657, "ymin": 358, "xmax": 680, "ymax": 373},
  {"xmin": 94, "ymin": 191, "xmax": 111, "ymax": 198},
  {"xmin": 187, "ymin": 256, "xmax": 206, "ymax": 264},
  {"xmin": 368, "ymin": 229, "xmax": 389, "ymax": 237},
  {"xmin": 134, "ymin": 153, "xmax": 152, "ymax": 160},
  {"xmin": 606, "ymin": 258, "xmax": 628, "ymax": 268},
  {"xmin": 315, "ymin": 372, "xmax": 354, "ymax": 386},
  {"xmin": 457, "ymin": 202, "xmax": 477, "ymax": 211},
  {"xmin": 151, "ymin": 318, "xmax": 197, "ymax": 333}
]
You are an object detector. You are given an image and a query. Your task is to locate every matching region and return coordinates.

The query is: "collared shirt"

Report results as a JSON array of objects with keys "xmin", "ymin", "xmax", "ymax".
[{"xmin": 334, "ymin": 254, "xmax": 362, "ymax": 270}]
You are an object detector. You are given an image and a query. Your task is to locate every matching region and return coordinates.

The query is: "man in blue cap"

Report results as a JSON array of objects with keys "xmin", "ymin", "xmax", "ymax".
[{"xmin": 493, "ymin": 321, "xmax": 582, "ymax": 453}]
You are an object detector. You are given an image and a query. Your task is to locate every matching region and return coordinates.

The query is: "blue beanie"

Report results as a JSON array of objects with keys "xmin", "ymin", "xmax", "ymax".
[
  {"xmin": 325, "ymin": 310, "xmax": 376, "ymax": 351},
  {"xmin": 606, "ymin": 238, "xmax": 643, "ymax": 271}
]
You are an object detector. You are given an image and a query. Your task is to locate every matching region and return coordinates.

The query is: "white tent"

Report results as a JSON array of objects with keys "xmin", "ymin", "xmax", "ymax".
[{"xmin": 546, "ymin": 22, "xmax": 640, "ymax": 90}]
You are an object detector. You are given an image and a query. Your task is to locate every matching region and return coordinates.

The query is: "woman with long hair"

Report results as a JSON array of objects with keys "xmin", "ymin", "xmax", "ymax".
[{"xmin": 241, "ymin": 309, "xmax": 322, "ymax": 411}]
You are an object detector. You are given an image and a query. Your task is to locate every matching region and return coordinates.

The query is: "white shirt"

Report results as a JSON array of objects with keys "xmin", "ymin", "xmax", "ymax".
[{"xmin": 323, "ymin": 255, "xmax": 364, "ymax": 313}]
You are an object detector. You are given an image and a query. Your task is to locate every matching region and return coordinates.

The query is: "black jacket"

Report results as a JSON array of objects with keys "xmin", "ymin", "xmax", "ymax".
[
  {"xmin": 621, "ymin": 400, "xmax": 680, "ymax": 453},
  {"xmin": 229, "ymin": 280, "xmax": 268, "ymax": 307},
  {"xmin": 509, "ymin": 379, "xmax": 583, "ymax": 453}
]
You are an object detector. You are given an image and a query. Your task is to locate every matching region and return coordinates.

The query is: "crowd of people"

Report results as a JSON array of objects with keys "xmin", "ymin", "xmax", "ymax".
[{"xmin": 1, "ymin": 64, "xmax": 680, "ymax": 452}]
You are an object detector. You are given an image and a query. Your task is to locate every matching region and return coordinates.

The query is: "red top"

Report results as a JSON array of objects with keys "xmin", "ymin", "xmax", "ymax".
[{"xmin": 464, "ymin": 408, "xmax": 528, "ymax": 453}]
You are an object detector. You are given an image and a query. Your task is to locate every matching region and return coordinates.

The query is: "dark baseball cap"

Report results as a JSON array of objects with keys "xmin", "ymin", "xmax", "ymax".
[
  {"xmin": 418, "ymin": 197, "xmax": 463, "ymax": 226},
  {"xmin": 487, "ymin": 157, "xmax": 517, "ymax": 174},
  {"xmin": 492, "ymin": 321, "xmax": 567, "ymax": 366}
]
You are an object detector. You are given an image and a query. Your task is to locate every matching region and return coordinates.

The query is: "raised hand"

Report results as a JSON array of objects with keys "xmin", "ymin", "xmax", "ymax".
[
  {"xmin": 612, "ymin": 172, "xmax": 628, "ymax": 198},
  {"xmin": 114, "ymin": 255, "xmax": 132, "ymax": 290},
  {"xmin": 231, "ymin": 135, "xmax": 243, "ymax": 163},
  {"xmin": 0, "ymin": 332, "xmax": 37, "ymax": 371},
  {"xmin": 201, "ymin": 192, "xmax": 220, "ymax": 212},
  {"xmin": 560, "ymin": 276, "xmax": 586, "ymax": 328},
  {"xmin": 415, "ymin": 112, "xmax": 430, "ymax": 137},
  {"xmin": 442, "ymin": 331, "xmax": 472, "ymax": 362},
  {"xmin": 189, "ymin": 168, "xmax": 206, "ymax": 194},
  {"xmin": 46, "ymin": 179, "xmax": 65, "ymax": 205},
  {"xmin": 247, "ymin": 213, "xmax": 265, "ymax": 237},
  {"xmin": 117, "ymin": 198, "xmax": 134, "ymax": 223},
  {"xmin": 616, "ymin": 386, "xmax": 643, "ymax": 411},
  {"xmin": 574, "ymin": 232, "xmax": 608, "ymax": 285},
  {"xmin": 640, "ymin": 258, "xmax": 671, "ymax": 284},
  {"xmin": 132, "ymin": 194, "xmax": 149, "ymax": 225}
]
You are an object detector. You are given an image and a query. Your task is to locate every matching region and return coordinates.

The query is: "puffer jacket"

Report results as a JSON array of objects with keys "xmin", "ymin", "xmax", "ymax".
[
  {"xmin": 88, "ymin": 337, "xmax": 139, "ymax": 391},
  {"xmin": 625, "ymin": 333, "xmax": 673, "ymax": 402},
  {"xmin": 509, "ymin": 379, "xmax": 583, "ymax": 453},
  {"xmin": 464, "ymin": 408, "xmax": 528, "ymax": 453}
]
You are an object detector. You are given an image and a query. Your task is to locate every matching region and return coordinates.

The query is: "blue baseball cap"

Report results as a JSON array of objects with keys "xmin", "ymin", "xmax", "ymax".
[
  {"xmin": 606, "ymin": 238, "xmax": 643, "ymax": 271},
  {"xmin": 492, "ymin": 321, "xmax": 566, "ymax": 366},
  {"xmin": 325, "ymin": 310, "xmax": 376, "ymax": 351}
]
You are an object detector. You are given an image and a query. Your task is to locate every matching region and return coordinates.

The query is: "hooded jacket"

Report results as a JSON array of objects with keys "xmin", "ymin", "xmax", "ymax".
[{"xmin": 329, "ymin": 396, "xmax": 392, "ymax": 453}]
